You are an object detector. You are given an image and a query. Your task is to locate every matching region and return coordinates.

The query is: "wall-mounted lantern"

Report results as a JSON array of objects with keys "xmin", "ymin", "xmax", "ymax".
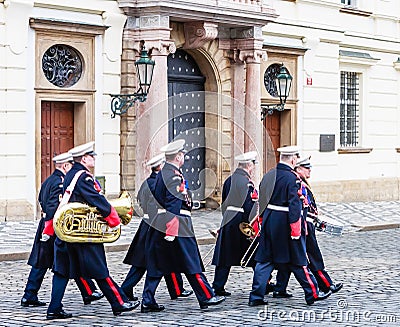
[
  {"xmin": 110, "ymin": 45, "xmax": 155, "ymax": 118},
  {"xmin": 261, "ymin": 63, "xmax": 292, "ymax": 120}
]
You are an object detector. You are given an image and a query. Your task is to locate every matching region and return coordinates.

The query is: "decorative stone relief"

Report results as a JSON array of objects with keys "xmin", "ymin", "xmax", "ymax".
[
  {"xmin": 230, "ymin": 26, "xmax": 262, "ymax": 39},
  {"xmin": 132, "ymin": 40, "xmax": 176, "ymax": 57},
  {"xmin": 238, "ymin": 49, "xmax": 265, "ymax": 64},
  {"xmin": 183, "ymin": 21, "xmax": 218, "ymax": 49},
  {"xmin": 126, "ymin": 16, "xmax": 139, "ymax": 29},
  {"xmin": 126, "ymin": 15, "xmax": 169, "ymax": 29},
  {"xmin": 140, "ymin": 15, "xmax": 170, "ymax": 28}
]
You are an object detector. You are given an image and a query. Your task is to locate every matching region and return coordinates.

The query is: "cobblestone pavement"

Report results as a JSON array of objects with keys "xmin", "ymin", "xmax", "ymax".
[
  {"xmin": 0, "ymin": 226, "xmax": 399, "ymax": 326},
  {"xmin": 1, "ymin": 201, "xmax": 400, "ymax": 257}
]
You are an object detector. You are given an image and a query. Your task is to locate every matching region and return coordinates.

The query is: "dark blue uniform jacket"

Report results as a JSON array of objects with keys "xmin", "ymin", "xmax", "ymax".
[
  {"xmin": 255, "ymin": 163, "xmax": 303, "ymax": 264},
  {"xmin": 145, "ymin": 162, "xmax": 203, "ymax": 277},
  {"xmin": 212, "ymin": 168, "xmax": 258, "ymax": 267},
  {"xmin": 123, "ymin": 171, "xmax": 157, "ymax": 267},
  {"xmin": 54, "ymin": 162, "xmax": 112, "ymax": 279},
  {"xmin": 303, "ymin": 181, "xmax": 325, "ymax": 271},
  {"xmin": 28, "ymin": 169, "xmax": 64, "ymax": 269}
]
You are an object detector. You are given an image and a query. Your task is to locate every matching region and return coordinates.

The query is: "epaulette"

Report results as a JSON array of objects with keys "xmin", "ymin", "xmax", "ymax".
[{"xmin": 85, "ymin": 175, "xmax": 94, "ymax": 182}]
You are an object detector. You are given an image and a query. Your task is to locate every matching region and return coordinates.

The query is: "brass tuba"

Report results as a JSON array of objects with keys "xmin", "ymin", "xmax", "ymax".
[{"xmin": 53, "ymin": 191, "xmax": 133, "ymax": 243}]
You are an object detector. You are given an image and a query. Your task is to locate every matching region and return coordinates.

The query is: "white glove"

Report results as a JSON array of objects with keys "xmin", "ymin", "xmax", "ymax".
[
  {"xmin": 101, "ymin": 224, "xmax": 120, "ymax": 233},
  {"xmin": 109, "ymin": 224, "xmax": 121, "ymax": 232},
  {"xmin": 40, "ymin": 233, "xmax": 51, "ymax": 242},
  {"xmin": 164, "ymin": 235, "xmax": 175, "ymax": 242}
]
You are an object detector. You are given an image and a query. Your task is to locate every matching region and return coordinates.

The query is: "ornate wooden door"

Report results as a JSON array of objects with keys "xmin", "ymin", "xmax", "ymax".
[
  {"xmin": 167, "ymin": 49, "xmax": 206, "ymax": 201},
  {"xmin": 41, "ymin": 101, "xmax": 74, "ymax": 182}
]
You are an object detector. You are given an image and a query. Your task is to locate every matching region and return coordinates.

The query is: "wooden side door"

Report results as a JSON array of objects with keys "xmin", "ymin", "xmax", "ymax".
[
  {"xmin": 263, "ymin": 112, "xmax": 281, "ymax": 171},
  {"xmin": 41, "ymin": 101, "xmax": 74, "ymax": 182}
]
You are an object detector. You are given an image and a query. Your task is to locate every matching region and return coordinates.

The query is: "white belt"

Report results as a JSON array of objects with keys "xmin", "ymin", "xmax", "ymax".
[
  {"xmin": 267, "ymin": 204, "xmax": 289, "ymax": 212},
  {"xmin": 306, "ymin": 217, "xmax": 314, "ymax": 223},
  {"xmin": 157, "ymin": 208, "xmax": 191, "ymax": 216},
  {"xmin": 226, "ymin": 206, "xmax": 244, "ymax": 213},
  {"xmin": 180, "ymin": 209, "xmax": 191, "ymax": 216}
]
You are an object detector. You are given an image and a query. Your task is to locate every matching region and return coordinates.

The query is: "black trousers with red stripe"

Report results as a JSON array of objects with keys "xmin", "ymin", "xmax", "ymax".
[
  {"xmin": 164, "ymin": 272, "xmax": 186, "ymax": 299},
  {"xmin": 75, "ymin": 277, "xmax": 98, "ymax": 299},
  {"xmin": 288, "ymin": 264, "xmax": 320, "ymax": 303},
  {"xmin": 121, "ymin": 266, "xmax": 186, "ymax": 300},
  {"xmin": 143, "ymin": 272, "xmax": 214, "ymax": 307},
  {"xmin": 47, "ymin": 274, "xmax": 128, "ymax": 313},
  {"xmin": 250, "ymin": 262, "xmax": 320, "ymax": 304},
  {"xmin": 95, "ymin": 276, "xmax": 130, "ymax": 309},
  {"xmin": 312, "ymin": 269, "xmax": 333, "ymax": 292}
]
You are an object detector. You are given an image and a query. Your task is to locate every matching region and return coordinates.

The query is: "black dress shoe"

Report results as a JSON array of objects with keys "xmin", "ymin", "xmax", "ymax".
[
  {"xmin": 273, "ymin": 291, "xmax": 293, "ymax": 298},
  {"xmin": 171, "ymin": 289, "xmax": 194, "ymax": 299},
  {"xmin": 306, "ymin": 290, "xmax": 332, "ymax": 305},
  {"xmin": 128, "ymin": 295, "xmax": 139, "ymax": 301},
  {"xmin": 199, "ymin": 295, "xmax": 225, "ymax": 309},
  {"xmin": 214, "ymin": 289, "xmax": 231, "ymax": 296},
  {"xmin": 113, "ymin": 300, "xmax": 140, "ymax": 316},
  {"xmin": 141, "ymin": 303, "xmax": 165, "ymax": 313},
  {"xmin": 21, "ymin": 298, "xmax": 46, "ymax": 307},
  {"xmin": 265, "ymin": 282, "xmax": 276, "ymax": 294},
  {"xmin": 46, "ymin": 310, "xmax": 72, "ymax": 320},
  {"xmin": 248, "ymin": 299, "xmax": 269, "ymax": 307},
  {"xmin": 83, "ymin": 290, "xmax": 104, "ymax": 305},
  {"xmin": 180, "ymin": 289, "xmax": 193, "ymax": 297},
  {"xmin": 330, "ymin": 283, "xmax": 343, "ymax": 293}
]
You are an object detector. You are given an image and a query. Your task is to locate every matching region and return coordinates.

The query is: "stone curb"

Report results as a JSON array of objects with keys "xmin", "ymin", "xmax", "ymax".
[
  {"xmin": 0, "ymin": 237, "xmax": 217, "ymax": 263},
  {"xmin": 353, "ymin": 222, "xmax": 400, "ymax": 232}
]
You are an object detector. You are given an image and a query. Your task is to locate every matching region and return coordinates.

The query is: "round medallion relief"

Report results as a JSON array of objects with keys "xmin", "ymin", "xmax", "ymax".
[{"xmin": 42, "ymin": 44, "xmax": 83, "ymax": 88}]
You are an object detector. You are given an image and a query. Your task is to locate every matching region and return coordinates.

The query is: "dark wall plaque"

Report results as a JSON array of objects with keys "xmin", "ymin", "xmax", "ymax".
[{"xmin": 320, "ymin": 134, "xmax": 335, "ymax": 152}]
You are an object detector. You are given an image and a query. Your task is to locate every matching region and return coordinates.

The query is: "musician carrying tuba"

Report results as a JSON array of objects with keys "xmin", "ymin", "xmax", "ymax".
[
  {"xmin": 51, "ymin": 141, "xmax": 140, "ymax": 317},
  {"xmin": 55, "ymin": 141, "xmax": 131, "ymax": 244}
]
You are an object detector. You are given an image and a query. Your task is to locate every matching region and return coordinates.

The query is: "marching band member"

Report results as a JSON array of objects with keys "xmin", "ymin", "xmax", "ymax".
[
  {"xmin": 295, "ymin": 156, "xmax": 343, "ymax": 294},
  {"xmin": 22, "ymin": 152, "xmax": 102, "ymax": 318},
  {"xmin": 249, "ymin": 146, "xmax": 331, "ymax": 306},
  {"xmin": 121, "ymin": 153, "xmax": 193, "ymax": 301},
  {"xmin": 211, "ymin": 151, "xmax": 259, "ymax": 296},
  {"xmin": 51, "ymin": 142, "xmax": 139, "ymax": 318},
  {"xmin": 141, "ymin": 139, "xmax": 225, "ymax": 312}
]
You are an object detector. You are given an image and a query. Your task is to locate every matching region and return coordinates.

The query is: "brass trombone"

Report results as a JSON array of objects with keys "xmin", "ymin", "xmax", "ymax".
[{"xmin": 239, "ymin": 215, "xmax": 262, "ymax": 268}]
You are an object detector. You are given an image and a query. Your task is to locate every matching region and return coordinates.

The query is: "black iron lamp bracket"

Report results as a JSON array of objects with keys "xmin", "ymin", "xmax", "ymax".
[
  {"xmin": 261, "ymin": 104, "xmax": 285, "ymax": 120},
  {"xmin": 110, "ymin": 92, "xmax": 147, "ymax": 118}
]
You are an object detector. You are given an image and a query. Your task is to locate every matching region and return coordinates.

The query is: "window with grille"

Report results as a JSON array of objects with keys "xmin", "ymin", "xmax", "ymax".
[{"xmin": 340, "ymin": 71, "xmax": 360, "ymax": 147}]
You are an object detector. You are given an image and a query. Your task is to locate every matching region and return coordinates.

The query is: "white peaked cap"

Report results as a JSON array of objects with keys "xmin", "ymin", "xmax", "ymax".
[
  {"xmin": 52, "ymin": 152, "xmax": 73, "ymax": 164},
  {"xmin": 277, "ymin": 145, "xmax": 300, "ymax": 156},
  {"xmin": 296, "ymin": 155, "xmax": 312, "ymax": 168},
  {"xmin": 234, "ymin": 151, "xmax": 258, "ymax": 164},
  {"xmin": 146, "ymin": 153, "xmax": 165, "ymax": 168},
  {"xmin": 69, "ymin": 141, "xmax": 96, "ymax": 158},
  {"xmin": 160, "ymin": 139, "xmax": 187, "ymax": 155}
]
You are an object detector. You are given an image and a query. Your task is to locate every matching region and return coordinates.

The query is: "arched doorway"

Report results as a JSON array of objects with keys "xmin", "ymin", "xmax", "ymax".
[{"xmin": 167, "ymin": 49, "xmax": 206, "ymax": 202}]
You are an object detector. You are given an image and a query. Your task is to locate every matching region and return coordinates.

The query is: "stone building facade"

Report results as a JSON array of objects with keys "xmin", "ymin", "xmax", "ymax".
[{"xmin": 1, "ymin": 0, "xmax": 400, "ymax": 220}]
